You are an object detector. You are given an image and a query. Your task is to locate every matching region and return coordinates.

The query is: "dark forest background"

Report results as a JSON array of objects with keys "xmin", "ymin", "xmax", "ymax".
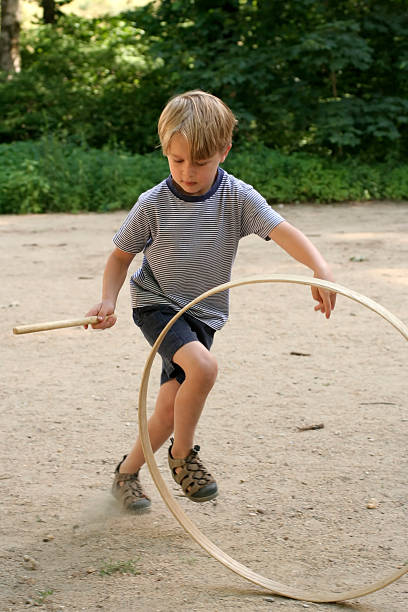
[{"xmin": 1, "ymin": 0, "xmax": 408, "ymax": 212}]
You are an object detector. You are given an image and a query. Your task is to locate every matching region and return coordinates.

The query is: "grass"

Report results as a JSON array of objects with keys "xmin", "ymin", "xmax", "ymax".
[
  {"xmin": 99, "ymin": 558, "xmax": 141, "ymax": 576},
  {"xmin": 34, "ymin": 589, "xmax": 54, "ymax": 605}
]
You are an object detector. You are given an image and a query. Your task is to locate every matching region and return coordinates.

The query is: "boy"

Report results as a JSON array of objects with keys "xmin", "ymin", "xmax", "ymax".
[{"xmin": 86, "ymin": 90, "xmax": 336, "ymax": 512}]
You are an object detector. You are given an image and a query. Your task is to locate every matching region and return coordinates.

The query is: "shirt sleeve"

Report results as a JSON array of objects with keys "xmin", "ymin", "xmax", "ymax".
[
  {"xmin": 241, "ymin": 186, "xmax": 285, "ymax": 240},
  {"xmin": 113, "ymin": 199, "xmax": 152, "ymax": 254}
]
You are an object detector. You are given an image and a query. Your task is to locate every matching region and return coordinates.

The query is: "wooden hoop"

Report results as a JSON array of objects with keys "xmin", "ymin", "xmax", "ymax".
[{"xmin": 138, "ymin": 275, "xmax": 408, "ymax": 602}]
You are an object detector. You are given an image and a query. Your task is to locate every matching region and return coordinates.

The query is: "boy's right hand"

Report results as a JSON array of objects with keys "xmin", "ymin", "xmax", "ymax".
[{"xmin": 84, "ymin": 301, "xmax": 117, "ymax": 330}]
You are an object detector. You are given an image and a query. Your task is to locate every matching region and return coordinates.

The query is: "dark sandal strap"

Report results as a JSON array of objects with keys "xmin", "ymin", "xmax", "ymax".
[{"xmin": 168, "ymin": 442, "xmax": 215, "ymax": 498}]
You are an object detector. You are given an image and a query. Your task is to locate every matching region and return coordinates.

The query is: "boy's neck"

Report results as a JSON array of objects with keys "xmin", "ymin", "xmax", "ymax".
[{"xmin": 168, "ymin": 168, "xmax": 223, "ymax": 202}]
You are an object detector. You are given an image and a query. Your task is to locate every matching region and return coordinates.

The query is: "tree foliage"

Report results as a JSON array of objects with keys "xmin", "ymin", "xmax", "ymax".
[{"xmin": 0, "ymin": 0, "xmax": 407, "ymax": 160}]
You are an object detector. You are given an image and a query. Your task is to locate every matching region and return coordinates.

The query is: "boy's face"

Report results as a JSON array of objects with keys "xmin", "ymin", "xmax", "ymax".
[{"xmin": 167, "ymin": 133, "xmax": 230, "ymax": 197}]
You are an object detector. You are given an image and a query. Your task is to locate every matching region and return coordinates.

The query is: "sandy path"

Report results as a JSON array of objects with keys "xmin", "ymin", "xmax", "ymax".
[{"xmin": 1, "ymin": 202, "xmax": 407, "ymax": 611}]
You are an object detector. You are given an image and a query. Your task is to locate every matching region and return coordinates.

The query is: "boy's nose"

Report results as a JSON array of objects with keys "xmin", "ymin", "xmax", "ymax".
[{"xmin": 185, "ymin": 165, "xmax": 196, "ymax": 177}]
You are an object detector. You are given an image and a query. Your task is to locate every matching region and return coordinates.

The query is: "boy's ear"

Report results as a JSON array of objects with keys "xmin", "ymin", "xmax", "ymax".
[{"xmin": 220, "ymin": 144, "xmax": 232, "ymax": 163}]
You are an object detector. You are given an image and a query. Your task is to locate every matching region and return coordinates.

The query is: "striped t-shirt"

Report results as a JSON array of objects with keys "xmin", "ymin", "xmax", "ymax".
[{"xmin": 113, "ymin": 167, "xmax": 284, "ymax": 330}]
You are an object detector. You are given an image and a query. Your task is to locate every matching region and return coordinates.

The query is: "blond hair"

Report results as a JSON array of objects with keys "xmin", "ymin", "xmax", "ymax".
[{"xmin": 158, "ymin": 90, "xmax": 237, "ymax": 161}]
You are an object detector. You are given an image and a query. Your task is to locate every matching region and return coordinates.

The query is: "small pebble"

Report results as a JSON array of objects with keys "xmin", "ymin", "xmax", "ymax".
[
  {"xmin": 264, "ymin": 596, "xmax": 275, "ymax": 602},
  {"xmin": 43, "ymin": 534, "xmax": 55, "ymax": 542},
  {"xmin": 366, "ymin": 498, "xmax": 378, "ymax": 509},
  {"xmin": 23, "ymin": 555, "xmax": 39, "ymax": 570}
]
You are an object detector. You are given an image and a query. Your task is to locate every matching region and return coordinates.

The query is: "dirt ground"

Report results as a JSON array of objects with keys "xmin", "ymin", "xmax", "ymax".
[{"xmin": 1, "ymin": 202, "xmax": 407, "ymax": 612}]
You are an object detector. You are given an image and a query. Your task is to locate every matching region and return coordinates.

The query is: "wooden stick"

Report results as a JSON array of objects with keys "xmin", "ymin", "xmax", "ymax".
[{"xmin": 13, "ymin": 316, "xmax": 99, "ymax": 335}]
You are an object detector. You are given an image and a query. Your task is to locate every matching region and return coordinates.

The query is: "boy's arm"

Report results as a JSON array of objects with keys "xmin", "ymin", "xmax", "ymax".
[
  {"xmin": 85, "ymin": 247, "xmax": 135, "ymax": 329},
  {"xmin": 269, "ymin": 221, "xmax": 336, "ymax": 318}
]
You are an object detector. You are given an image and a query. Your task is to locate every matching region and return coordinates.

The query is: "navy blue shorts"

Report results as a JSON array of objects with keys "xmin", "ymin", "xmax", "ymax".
[{"xmin": 133, "ymin": 305, "xmax": 216, "ymax": 386}]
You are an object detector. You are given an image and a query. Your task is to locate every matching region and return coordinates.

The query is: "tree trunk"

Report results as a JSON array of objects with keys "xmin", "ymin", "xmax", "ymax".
[
  {"xmin": 0, "ymin": 0, "xmax": 21, "ymax": 73},
  {"xmin": 42, "ymin": 0, "xmax": 56, "ymax": 25}
]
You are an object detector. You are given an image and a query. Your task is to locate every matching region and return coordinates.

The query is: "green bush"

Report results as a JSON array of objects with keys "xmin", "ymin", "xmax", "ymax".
[
  {"xmin": 0, "ymin": 139, "xmax": 168, "ymax": 214},
  {"xmin": 382, "ymin": 167, "xmax": 408, "ymax": 200},
  {"xmin": 1, "ymin": 139, "xmax": 407, "ymax": 214},
  {"xmin": 223, "ymin": 147, "xmax": 405, "ymax": 203}
]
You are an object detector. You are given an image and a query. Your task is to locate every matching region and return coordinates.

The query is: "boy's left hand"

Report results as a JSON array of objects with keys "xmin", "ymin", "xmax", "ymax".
[{"xmin": 312, "ymin": 272, "xmax": 336, "ymax": 319}]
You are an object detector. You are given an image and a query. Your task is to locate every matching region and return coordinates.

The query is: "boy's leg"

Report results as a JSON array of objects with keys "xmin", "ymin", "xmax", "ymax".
[
  {"xmin": 119, "ymin": 338, "xmax": 217, "ymax": 470},
  {"xmin": 119, "ymin": 377, "xmax": 180, "ymax": 474},
  {"xmin": 112, "ymin": 378, "xmax": 179, "ymax": 512},
  {"xmin": 129, "ymin": 306, "xmax": 218, "ymax": 502},
  {"xmin": 170, "ymin": 340, "xmax": 218, "ymax": 459},
  {"xmin": 166, "ymin": 339, "xmax": 218, "ymax": 502}
]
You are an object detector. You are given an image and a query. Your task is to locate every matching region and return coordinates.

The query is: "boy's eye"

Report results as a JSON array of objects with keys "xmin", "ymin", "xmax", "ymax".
[{"xmin": 170, "ymin": 157, "xmax": 209, "ymax": 166}]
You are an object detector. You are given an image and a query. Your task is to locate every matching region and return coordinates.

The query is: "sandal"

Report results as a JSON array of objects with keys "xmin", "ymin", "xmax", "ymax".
[
  {"xmin": 111, "ymin": 455, "xmax": 151, "ymax": 513},
  {"xmin": 168, "ymin": 438, "xmax": 218, "ymax": 502}
]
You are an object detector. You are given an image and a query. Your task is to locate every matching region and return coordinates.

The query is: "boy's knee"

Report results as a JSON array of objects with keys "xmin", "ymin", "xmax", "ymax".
[
  {"xmin": 174, "ymin": 342, "xmax": 218, "ymax": 389},
  {"xmin": 192, "ymin": 352, "xmax": 218, "ymax": 388}
]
